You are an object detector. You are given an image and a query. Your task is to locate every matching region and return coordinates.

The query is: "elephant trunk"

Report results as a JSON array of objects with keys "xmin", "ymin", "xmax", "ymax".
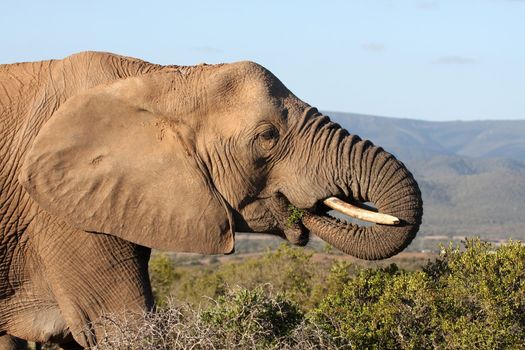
[{"xmin": 302, "ymin": 135, "xmax": 423, "ymax": 260}]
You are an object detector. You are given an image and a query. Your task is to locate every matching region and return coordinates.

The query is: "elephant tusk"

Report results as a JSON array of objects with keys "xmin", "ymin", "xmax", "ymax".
[{"xmin": 323, "ymin": 197, "xmax": 400, "ymax": 225}]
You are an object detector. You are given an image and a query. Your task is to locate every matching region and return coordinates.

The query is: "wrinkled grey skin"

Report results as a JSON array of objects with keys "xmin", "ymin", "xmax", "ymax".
[
  {"xmin": 0, "ymin": 52, "xmax": 422, "ymax": 348},
  {"xmin": 0, "ymin": 335, "xmax": 27, "ymax": 350}
]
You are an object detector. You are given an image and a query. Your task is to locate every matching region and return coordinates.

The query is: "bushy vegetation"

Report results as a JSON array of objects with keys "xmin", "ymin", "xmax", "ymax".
[
  {"xmin": 152, "ymin": 244, "xmax": 348, "ymax": 310},
  {"xmin": 39, "ymin": 238, "xmax": 525, "ymax": 349},
  {"xmin": 145, "ymin": 238, "xmax": 525, "ymax": 349}
]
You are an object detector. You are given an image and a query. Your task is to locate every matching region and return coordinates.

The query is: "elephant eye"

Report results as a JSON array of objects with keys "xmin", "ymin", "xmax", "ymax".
[{"xmin": 257, "ymin": 126, "xmax": 279, "ymax": 151}]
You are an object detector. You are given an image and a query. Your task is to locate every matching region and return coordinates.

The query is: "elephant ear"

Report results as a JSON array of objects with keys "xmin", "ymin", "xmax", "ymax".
[{"xmin": 19, "ymin": 80, "xmax": 235, "ymax": 254}]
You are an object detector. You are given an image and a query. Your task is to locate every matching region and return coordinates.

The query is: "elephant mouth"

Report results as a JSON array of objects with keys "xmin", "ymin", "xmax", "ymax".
[{"xmin": 273, "ymin": 193, "xmax": 400, "ymax": 246}]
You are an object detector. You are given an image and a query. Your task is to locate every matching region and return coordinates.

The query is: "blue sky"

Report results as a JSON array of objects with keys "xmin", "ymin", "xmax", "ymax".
[{"xmin": 1, "ymin": 0, "xmax": 524, "ymax": 121}]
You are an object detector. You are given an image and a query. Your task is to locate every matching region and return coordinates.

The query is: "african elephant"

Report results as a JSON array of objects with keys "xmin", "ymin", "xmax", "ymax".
[{"xmin": 0, "ymin": 52, "xmax": 422, "ymax": 348}]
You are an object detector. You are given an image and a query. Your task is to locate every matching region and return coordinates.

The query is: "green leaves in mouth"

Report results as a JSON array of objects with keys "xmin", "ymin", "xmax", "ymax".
[{"xmin": 287, "ymin": 204, "xmax": 305, "ymax": 228}]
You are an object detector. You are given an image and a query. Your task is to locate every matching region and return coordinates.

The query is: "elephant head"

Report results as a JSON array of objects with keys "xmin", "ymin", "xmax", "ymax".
[{"xmin": 19, "ymin": 61, "xmax": 422, "ymax": 260}]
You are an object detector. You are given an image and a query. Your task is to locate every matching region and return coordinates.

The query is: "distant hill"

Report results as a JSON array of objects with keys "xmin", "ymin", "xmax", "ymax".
[
  {"xmin": 326, "ymin": 112, "xmax": 525, "ymax": 240},
  {"xmin": 328, "ymin": 112, "xmax": 525, "ymax": 162}
]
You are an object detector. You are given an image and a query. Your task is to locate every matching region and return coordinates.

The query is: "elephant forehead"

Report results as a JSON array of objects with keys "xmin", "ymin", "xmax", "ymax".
[{"xmin": 206, "ymin": 62, "xmax": 286, "ymax": 103}]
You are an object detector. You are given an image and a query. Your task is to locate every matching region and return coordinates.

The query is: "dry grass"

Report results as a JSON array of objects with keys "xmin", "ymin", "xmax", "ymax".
[{"xmin": 88, "ymin": 300, "xmax": 340, "ymax": 350}]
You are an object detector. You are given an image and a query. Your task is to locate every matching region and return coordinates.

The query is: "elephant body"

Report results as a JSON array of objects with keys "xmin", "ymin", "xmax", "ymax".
[
  {"xmin": 0, "ymin": 52, "xmax": 422, "ymax": 348},
  {"xmin": 0, "ymin": 52, "xmax": 162, "ymax": 347}
]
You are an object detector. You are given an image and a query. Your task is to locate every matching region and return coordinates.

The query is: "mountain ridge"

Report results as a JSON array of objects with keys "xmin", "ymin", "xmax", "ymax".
[{"xmin": 327, "ymin": 111, "xmax": 525, "ymax": 162}]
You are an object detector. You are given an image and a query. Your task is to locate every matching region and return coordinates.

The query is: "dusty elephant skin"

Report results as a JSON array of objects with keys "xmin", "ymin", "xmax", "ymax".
[{"xmin": 0, "ymin": 52, "xmax": 423, "ymax": 348}]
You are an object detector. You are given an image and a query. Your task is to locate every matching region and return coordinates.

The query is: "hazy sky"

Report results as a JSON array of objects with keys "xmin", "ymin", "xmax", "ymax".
[{"xmin": 1, "ymin": 0, "xmax": 524, "ymax": 121}]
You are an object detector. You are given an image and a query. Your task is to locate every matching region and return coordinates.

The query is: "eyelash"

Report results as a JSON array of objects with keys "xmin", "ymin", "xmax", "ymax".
[{"xmin": 261, "ymin": 128, "xmax": 278, "ymax": 140}]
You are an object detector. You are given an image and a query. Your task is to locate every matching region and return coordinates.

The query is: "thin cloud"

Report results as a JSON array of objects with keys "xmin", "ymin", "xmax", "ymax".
[
  {"xmin": 418, "ymin": 1, "xmax": 439, "ymax": 10},
  {"xmin": 435, "ymin": 56, "xmax": 477, "ymax": 65},
  {"xmin": 361, "ymin": 43, "xmax": 385, "ymax": 52}
]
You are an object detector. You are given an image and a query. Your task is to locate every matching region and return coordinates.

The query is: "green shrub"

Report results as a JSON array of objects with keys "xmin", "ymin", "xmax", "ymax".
[
  {"xmin": 311, "ymin": 238, "xmax": 525, "ymax": 349},
  {"xmin": 430, "ymin": 239, "xmax": 525, "ymax": 349},
  {"xmin": 201, "ymin": 287, "xmax": 303, "ymax": 347},
  {"xmin": 149, "ymin": 243, "xmax": 421, "ymax": 310},
  {"xmin": 167, "ymin": 244, "xmax": 336, "ymax": 309},
  {"xmin": 149, "ymin": 252, "xmax": 179, "ymax": 307}
]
